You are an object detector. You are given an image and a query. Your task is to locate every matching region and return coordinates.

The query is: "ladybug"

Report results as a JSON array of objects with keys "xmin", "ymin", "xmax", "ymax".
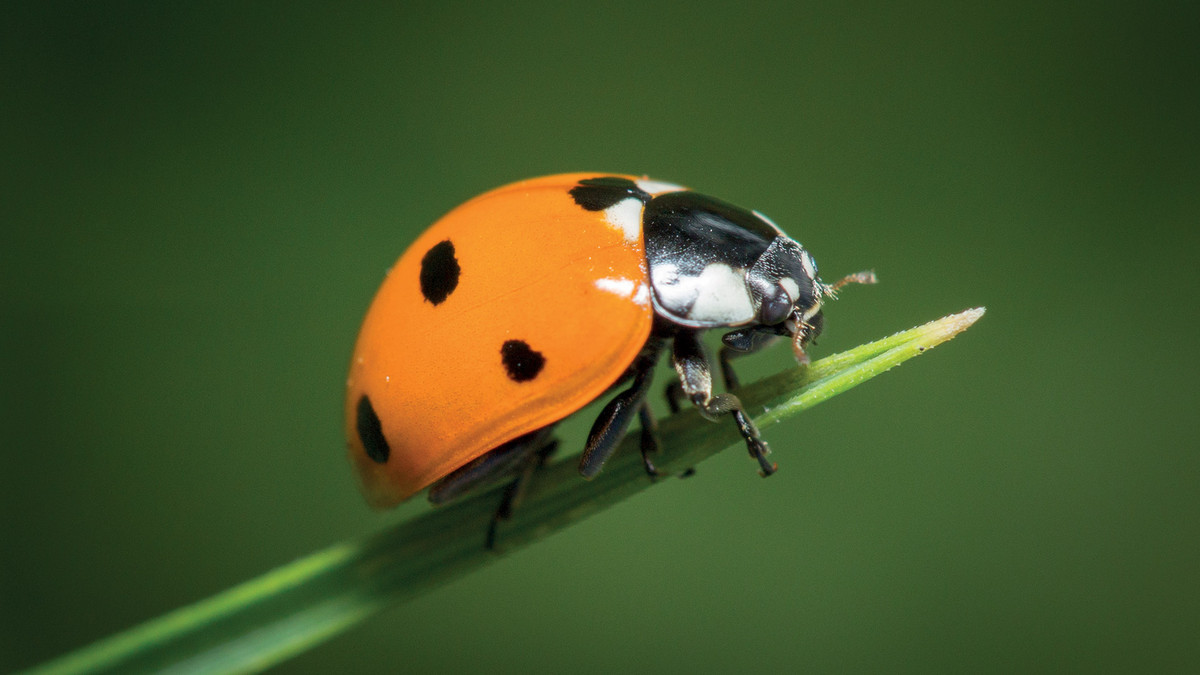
[{"xmin": 345, "ymin": 174, "xmax": 873, "ymax": 543}]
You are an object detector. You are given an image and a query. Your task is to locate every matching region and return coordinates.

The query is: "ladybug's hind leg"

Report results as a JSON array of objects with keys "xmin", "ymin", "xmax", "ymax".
[
  {"xmin": 428, "ymin": 427, "xmax": 558, "ymax": 550},
  {"xmin": 672, "ymin": 330, "xmax": 777, "ymax": 477}
]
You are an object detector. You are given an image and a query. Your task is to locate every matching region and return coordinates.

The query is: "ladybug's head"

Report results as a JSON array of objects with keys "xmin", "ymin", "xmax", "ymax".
[
  {"xmin": 744, "ymin": 236, "xmax": 876, "ymax": 364},
  {"xmin": 745, "ymin": 237, "xmax": 822, "ymax": 328}
]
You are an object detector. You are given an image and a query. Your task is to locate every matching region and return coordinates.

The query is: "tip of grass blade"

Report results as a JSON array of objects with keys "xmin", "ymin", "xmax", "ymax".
[
  {"xmin": 917, "ymin": 307, "xmax": 986, "ymax": 347},
  {"xmin": 752, "ymin": 307, "xmax": 985, "ymax": 426}
]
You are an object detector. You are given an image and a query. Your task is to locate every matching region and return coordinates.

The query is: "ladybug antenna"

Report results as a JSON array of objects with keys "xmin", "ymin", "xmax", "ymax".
[
  {"xmin": 795, "ymin": 270, "xmax": 876, "ymax": 364},
  {"xmin": 822, "ymin": 269, "xmax": 878, "ymax": 299}
]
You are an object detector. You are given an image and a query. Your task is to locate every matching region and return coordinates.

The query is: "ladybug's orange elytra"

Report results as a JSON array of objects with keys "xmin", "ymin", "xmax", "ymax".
[{"xmin": 345, "ymin": 174, "xmax": 655, "ymax": 507}]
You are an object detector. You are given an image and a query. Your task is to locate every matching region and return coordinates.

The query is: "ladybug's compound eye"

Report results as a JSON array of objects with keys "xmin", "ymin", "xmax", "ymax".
[{"xmin": 759, "ymin": 289, "xmax": 792, "ymax": 325}]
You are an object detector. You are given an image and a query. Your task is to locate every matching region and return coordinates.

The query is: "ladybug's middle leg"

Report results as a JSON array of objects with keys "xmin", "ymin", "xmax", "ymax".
[
  {"xmin": 664, "ymin": 381, "xmax": 686, "ymax": 414},
  {"xmin": 640, "ymin": 398, "xmax": 698, "ymax": 480},
  {"xmin": 578, "ymin": 342, "xmax": 662, "ymax": 480},
  {"xmin": 672, "ymin": 330, "xmax": 777, "ymax": 477}
]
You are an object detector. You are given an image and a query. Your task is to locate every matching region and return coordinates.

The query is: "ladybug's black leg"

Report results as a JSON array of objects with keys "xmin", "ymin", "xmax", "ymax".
[
  {"xmin": 637, "ymin": 401, "xmax": 661, "ymax": 479},
  {"xmin": 486, "ymin": 439, "xmax": 558, "ymax": 550},
  {"xmin": 427, "ymin": 427, "xmax": 554, "ymax": 505},
  {"xmin": 719, "ymin": 324, "xmax": 790, "ymax": 390},
  {"xmin": 664, "ymin": 381, "xmax": 686, "ymax": 414},
  {"xmin": 578, "ymin": 343, "xmax": 662, "ymax": 479},
  {"xmin": 717, "ymin": 348, "xmax": 744, "ymax": 392},
  {"xmin": 672, "ymin": 330, "xmax": 777, "ymax": 477},
  {"xmin": 642, "ymin": 397, "xmax": 698, "ymax": 479},
  {"xmin": 428, "ymin": 427, "xmax": 557, "ymax": 550}
]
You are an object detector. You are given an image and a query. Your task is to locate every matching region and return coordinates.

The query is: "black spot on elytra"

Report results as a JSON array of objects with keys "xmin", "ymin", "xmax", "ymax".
[
  {"xmin": 356, "ymin": 395, "xmax": 389, "ymax": 464},
  {"xmin": 419, "ymin": 240, "xmax": 460, "ymax": 305},
  {"xmin": 569, "ymin": 176, "xmax": 652, "ymax": 211},
  {"xmin": 501, "ymin": 340, "xmax": 545, "ymax": 382}
]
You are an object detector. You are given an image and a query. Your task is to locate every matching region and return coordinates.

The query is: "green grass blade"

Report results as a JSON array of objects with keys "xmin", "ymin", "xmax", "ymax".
[{"xmin": 23, "ymin": 307, "xmax": 984, "ymax": 675}]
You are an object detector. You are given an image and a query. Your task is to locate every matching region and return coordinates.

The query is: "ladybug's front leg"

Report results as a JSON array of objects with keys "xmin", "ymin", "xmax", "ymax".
[
  {"xmin": 672, "ymin": 331, "xmax": 777, "ymax": 477},
  {"xmin": 718, "ymin": 323, "xmax": 790, "ymax": 390}
]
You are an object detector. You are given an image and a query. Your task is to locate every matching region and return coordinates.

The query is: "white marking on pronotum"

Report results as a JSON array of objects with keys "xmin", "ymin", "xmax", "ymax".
[
  {"xmin": 653, "ymin": 262, "xmax": 755, "ymax": 324},
  {"xmin": 603, "ymin": 198, "xmax": 642, "ymax": 242},
  {"xmin": 687, "ymin": 263, "xmax": 755, "ymax": 323},
  {"xmin": 650, "ymin": 262, "xmax": 686, "ymax": 305},
  {"xmin": 636, "ymin": 178, "xmax": 685, "ymax": 195}
]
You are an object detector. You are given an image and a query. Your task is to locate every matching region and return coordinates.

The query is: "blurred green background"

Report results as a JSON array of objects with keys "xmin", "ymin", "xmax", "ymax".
[{"xmin": 3, "ymin": 2, "xmax": 1198, "ymax": 673}]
